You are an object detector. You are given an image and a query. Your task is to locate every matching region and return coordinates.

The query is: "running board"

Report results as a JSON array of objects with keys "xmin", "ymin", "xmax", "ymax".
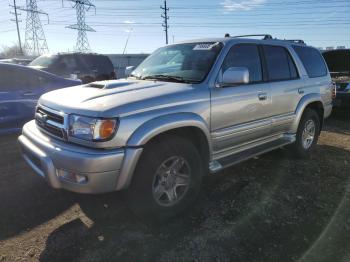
[{"xmin": 209, "ymin": 135, "xmax": 295, "ymax": 173}]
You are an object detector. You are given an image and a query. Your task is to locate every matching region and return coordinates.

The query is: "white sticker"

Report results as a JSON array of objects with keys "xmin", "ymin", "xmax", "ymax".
[{"xmin": 193, "ymin": 43, "xmax": 218, "ymax": 50}]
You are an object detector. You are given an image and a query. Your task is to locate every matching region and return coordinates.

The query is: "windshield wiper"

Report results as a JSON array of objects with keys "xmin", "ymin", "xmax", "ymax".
[{"xmin": 141, "ymin": 74, "xmax": 199, "ymax": 84}]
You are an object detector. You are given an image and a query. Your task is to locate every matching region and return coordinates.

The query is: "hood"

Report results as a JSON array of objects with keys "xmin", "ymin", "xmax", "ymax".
[
  {"xmin": 323, "ymin": 50, "xmax": 350, "ymax": 75},
  {"xmin": 39, "ymin": 79, "xmax": 202, "ymax": 117}
]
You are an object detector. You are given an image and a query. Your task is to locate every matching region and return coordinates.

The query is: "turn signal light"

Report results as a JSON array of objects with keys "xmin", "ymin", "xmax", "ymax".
[{"xmin": 99, "ymin": 120, "xmax": 117, "ymax": 140}]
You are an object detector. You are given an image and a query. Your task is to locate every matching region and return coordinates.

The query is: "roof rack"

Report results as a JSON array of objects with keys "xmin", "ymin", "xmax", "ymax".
[
  {"xmin": 225, "ymin": 34, "xmax": 273, "ymax": 40},
  {"xmin": 224, "ymin": 34, "xmax": 306, "ymax": 44}
]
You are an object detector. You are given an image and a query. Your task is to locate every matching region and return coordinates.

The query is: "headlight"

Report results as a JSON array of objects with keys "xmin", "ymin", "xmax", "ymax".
[{"xmin": 68, "ymin": 115, "xmax": 118, "ymax": 141}]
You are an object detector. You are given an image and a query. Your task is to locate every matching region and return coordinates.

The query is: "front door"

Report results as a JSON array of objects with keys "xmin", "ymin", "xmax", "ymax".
[{"xmin": 210, "ymin": 43, "xmax": 272, "ymax": 159}]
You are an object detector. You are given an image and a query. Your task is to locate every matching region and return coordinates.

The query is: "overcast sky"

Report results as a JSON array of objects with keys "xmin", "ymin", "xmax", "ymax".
[{"xmin": 1, "ymin": 0, "xmax": 349, "ymax": 54}]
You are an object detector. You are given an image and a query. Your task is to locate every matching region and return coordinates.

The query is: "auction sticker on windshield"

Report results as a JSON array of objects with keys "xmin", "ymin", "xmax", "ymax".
[{"xmin": 193, "ymin": 43, "xmax": 219, "ymax": 50}]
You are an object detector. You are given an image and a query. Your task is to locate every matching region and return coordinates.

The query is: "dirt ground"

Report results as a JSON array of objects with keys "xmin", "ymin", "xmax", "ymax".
[{"xmin": 0, "ymin": 110, "xmax": 350, "ymax": 262}]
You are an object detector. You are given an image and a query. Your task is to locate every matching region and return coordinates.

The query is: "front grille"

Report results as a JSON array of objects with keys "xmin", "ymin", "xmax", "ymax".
[
  {"xmin": 35, "ymin": 106, "xmax": 66, "ymax": 139},
  {"xmin": 37, "ymin": 107, "xmax": 64, "ymax": 124}
]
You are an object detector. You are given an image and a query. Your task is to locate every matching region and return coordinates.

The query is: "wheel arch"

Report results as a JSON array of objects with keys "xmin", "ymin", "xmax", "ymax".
[
  {"xmin": 116, "ymin": 113, "xmax": 212, "ymax": 190},
  {"xmin": 127, "ymin": 113, "xmax": 212, "ymax": 153},
  {"xmin": 292, "ymin": 93, "xmax": 325, "ymax": 134}
]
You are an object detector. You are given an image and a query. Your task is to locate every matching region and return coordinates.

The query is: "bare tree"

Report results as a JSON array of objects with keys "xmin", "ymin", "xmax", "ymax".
[{"xmin": 0, "ymin": 44, "xmax": 27, "ymax": 58}]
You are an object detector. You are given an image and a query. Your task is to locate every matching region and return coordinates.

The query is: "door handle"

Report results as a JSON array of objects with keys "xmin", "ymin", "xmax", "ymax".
[
  {"xmin": 258, "ymin": 93, "xmax": 268, "ymax": 101},
  {"xmin": 23, "ymin": 92, "xmax": 36, "ymax": 96},
  {"xmin": 298, "ymin": 88, "xmax": 304, "ymax": 94}
]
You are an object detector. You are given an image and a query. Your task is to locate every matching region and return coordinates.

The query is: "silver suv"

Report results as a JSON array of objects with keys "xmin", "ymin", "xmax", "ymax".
[{"xmin": 19, "ymin": 35, "xmax": 333, "ymax": 219}]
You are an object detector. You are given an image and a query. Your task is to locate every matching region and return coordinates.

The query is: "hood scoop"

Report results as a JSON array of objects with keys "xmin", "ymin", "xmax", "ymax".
[
  {"xmin": 84, "ymin": 80, "xmax": 137, "ymax": 90},
  {"xmin": 85, "ymin": 83, "xmax": 106, "ymax": 89}
]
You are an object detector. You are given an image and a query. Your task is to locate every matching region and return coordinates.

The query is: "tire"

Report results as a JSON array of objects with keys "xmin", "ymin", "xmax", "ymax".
[
  {"xmin": 292, "ymin": 108, "xmax": 320, "ymax": 158},
  {"xmin": 123, "ymin": 135, "xmax": 203, "ymax": 221}
]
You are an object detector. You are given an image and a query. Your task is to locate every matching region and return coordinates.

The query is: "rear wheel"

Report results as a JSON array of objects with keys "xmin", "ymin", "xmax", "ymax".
[
  {"xmin": 292, "ymin": 108, "xmax": 320, "ymax": 158},
  {"xmin": 124, "ymin": 135, "xmax": 203, "ymax": 220}
]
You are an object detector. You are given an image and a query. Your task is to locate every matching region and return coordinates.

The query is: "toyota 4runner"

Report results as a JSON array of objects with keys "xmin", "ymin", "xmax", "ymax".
[{"xmin": 18, "ymin": 35, "xmax": 333, "ymax": 219}]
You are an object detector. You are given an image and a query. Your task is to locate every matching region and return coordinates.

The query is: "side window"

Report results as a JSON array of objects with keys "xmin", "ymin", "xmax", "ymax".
[
  {"xmin": 263, "ymin": 45, "xmax": 298, "ymax": 81},
  {"xmin": 287, "ymin": 53, "xmax": 298, "ymax": 79},
  {"xmin": 293, "ymin": 46, "xmax": 328, "ymax": 78},
  {"xmin": 59, "ymin": 56, "xmax": 78, "ymax": 72},
  {"xmin": 0, "ymin": 68, "xmax": 16, "ymax": 90},
  {"xmin": 223, "ymin": 44, "xmax": 262, "ymax": 83},
  {"xmin": 0, "ymin": 68, "xmax": 39, "ymax": 90}
]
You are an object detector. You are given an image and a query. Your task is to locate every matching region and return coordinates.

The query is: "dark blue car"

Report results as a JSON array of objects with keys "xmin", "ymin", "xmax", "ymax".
[{"xmin": 0, "ymin": 63, "xmax": 81, "ymax": 135}]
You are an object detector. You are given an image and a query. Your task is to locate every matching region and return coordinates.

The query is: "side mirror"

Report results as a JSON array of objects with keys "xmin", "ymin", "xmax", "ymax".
[
  {"xmin": 220, "ymin": 67, "xmax": 249, "ymax": 87},
  {"xmin": 125, "ymin": 66, "xmax": 135, "ymax": 77}
]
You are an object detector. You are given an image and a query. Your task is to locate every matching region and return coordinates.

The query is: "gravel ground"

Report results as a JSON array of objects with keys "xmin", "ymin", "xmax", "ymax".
[{"xmin": 0, "ymin": 110, "xmax": 350, "ymax": 262}]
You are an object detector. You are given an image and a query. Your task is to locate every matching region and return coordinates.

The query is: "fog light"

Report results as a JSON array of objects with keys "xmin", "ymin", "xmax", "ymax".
[{"xmin": 57, "ymin": 169, "xmax": 88, "ymax": 184}]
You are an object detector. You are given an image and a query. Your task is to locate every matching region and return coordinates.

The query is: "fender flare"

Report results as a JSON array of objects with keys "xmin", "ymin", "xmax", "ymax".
[
  {"xmin": 116, "ymin": 113, "xmax": 212, "ymax": 190},
  {"xmin": 291, "ymin": 93, "xmax": 324, "ymax": 133},
  {"xmin": 127, "ymin": 112, "xmax": 212, "ymax": 152}
]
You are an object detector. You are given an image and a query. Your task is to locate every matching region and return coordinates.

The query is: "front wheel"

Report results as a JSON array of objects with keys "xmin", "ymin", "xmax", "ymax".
[
  {"xmin": 292, "ymin": 108, "xmax": 320, "ymax": 158},
  {"xmin": 123, "ymin": 135, "xmax": 204, "ymax": 220}
]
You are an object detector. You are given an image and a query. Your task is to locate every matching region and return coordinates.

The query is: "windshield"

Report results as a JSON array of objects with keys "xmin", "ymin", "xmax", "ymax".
[
  {"xmin": 131, "ymin": 42, "xmax": 223, "ymax": 83},
  {"xmin": 29, "ymin": 54, "xmax": 58, "ymax": 67}
]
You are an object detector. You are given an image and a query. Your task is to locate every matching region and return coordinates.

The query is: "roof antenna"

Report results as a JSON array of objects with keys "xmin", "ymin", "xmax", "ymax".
[{"xmin": 224, "ymin": 33, "xmax": 230, "ymax": 38}]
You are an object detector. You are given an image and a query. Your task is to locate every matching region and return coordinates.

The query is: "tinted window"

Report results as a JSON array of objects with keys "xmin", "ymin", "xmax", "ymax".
[
  {"xmin": 293, "ymin": 46, "xmax": 328, "ymax": 78},
  {"xmin": 59, "ymin": 55, "xmax": 78, "ymax": 71},
  {"xmin": 81, "ymin": 55, "xmax": 113, "ymax": 72},
  {"xmin": 287, "ymin": 53, "xmax": 298, "ymax": 79},
  {"xmin": 223, "ymin": 44, "xmax": 262, "ymax": 83},
  {"xmin": 263, "ymin": 45, "xmax": 298, "ymax": 81},
  {"xmin": 0, "ymin": 67, "xmax": 39, "ymax": 90}
]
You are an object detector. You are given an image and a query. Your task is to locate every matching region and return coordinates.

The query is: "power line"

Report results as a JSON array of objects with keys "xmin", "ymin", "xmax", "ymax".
[
  {"xmin": 160, "ymin": 0, "xmax": 169, "ymax": 45},
  {"xmin": 9, "ymin": 0, "xmax": 23, "ymax": 55},
  {"xmin": 18, "ymin": 0, "xmax": 49, "ymax": 55},
  {"xmin": 66, "ymin": 0, "xmax": 96, "ymax": 52}
]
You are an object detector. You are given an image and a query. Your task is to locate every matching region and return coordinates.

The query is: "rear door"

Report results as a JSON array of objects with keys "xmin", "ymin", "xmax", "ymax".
[
  {"xmin": 0, "ymin": 67, "xmax": 42, "ymax": 131},
  {"xmin": 262, "ymin": 45, "xmax": 303, "ymax": 134},
  {"xmin": 0, "ymin": 67, "xmax": 22, "ymax": 131},
  {"xmin": 210, "ymin": 43, "xmax": 272, "ymax": 158}
]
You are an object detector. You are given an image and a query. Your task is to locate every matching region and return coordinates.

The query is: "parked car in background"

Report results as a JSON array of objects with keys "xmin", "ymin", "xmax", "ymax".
[
  {"xmin": 0, "ymin": 63, "xmax": 81, "ymax": 135},
  {"xmin": 0, "ymin": 58, "xmax": 33, "ymax": 65},
  {"xmin": 28, "ymin": 53, "xmax": 116, "ymax": 84},
  {"xmin": 322, "ymin": 49, "xmax": 350, "ymax": 108},
  {"xmin": 19, "ymin": 35, "xmax": 333, "ymax": 220}
]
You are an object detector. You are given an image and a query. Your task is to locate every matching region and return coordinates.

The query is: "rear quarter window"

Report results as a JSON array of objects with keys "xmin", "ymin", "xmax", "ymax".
[
  {"xmin": 81, "ymin": 55, "xmax": 113, "ymax": 72},
  {"xmin": 293, "ymin": 46, "xmax": 328, "ymax": 78}
]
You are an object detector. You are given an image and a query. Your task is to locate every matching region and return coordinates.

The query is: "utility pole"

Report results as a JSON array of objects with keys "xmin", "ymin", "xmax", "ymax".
[
  {"xmin": 18, "ymin": 0, "xmax": 49, "ymax": 56},
  {"xmin": 160, "ymin": 0, "xmax": 169, "ymax": 45},
  {"xmin": 123, "ymin": 28, "xmax": 133, "ymax": 55},
  {"xmin": 10, "ymin": 0, "xmax": 23, "ymax": 55},
  {"xmin": 66, "ymin": 0, "xmax": 96, "ymax": 53}
]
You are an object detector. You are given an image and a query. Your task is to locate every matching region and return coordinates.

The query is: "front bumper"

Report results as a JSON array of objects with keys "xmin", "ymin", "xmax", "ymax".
[{"xmin": 18, "ymin": 120, "xmax": 142, "ymax": 193}]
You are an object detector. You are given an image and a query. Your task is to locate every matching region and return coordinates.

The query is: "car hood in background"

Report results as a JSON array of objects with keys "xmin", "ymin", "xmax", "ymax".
[
  {"xmin": 28, "ymin": 65, "xmax": 47, "ymax": 71},
  {"xmin": 323, "ymin": 50, "xmax": 350, "ymax": 75},
  {"xmin": 38, "ymin": 79, "xmax": 205, "ymax": 117}
]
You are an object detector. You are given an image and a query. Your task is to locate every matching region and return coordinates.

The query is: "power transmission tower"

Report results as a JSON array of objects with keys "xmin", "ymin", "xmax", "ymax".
[
  {"xmin": 9, "ymin": 0, "xmax": 23, "ymax": 55},
  {"xmin": 18, "ymin": 0, "xmax": 49, "ymax": 56},
  {"xmin": 66, "ymin": 0, "xmax": 96, "ymax": 53},
  {"xmin": 160, "ymin": 0, "xmax": 169, "ymax": 45}
]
